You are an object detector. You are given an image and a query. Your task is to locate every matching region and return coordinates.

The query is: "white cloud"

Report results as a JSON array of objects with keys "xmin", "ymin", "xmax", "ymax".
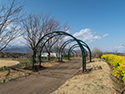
[
  {"xmin": 114, "ymin": 46, "xmax": 124, "ymax": 49},
  {"xmin": 63, "ymin": 36, "xmax": 70, "ymax": 40},
  {"xmin": 10, "ymin": 36, "xmax": 26, "ymax": 46},
  {"xmin": 103, "ymin": 34, "xmax": 109, "ymax": 37},
  {"xmin": 93, "ymin": 36, "xmax": 101, "ymax": 39},
  {"xmin": 65, "ymin": 29, "xmax": 70, "ymax": 33},
  {"xmin": 73, "ymin": 28, "xmax": 101, "ymax": 43},
  {"xmin": 6, "ymin": 24, "xmax": 13, "ymax": 30},
  {"xmin": 63, "ymin": 29, "xmax": 70, "ymax": 40},
  {"xmin": 112, "ymin": 46, "xmax": 125, "ymax": 52}
]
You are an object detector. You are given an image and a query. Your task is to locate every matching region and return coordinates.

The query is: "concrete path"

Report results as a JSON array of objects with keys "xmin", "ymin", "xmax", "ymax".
[{"xmin": 0, "ymin": 58, "xmax": 81, "ymax": 94}]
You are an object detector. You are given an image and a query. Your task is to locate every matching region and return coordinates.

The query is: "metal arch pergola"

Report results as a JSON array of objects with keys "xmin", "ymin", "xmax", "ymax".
[
  {"xmin": 67, "ymin": 45, "xmax": 88, "ymax": 70},
  {"xmin": 33, "ymin": 31, "xmax": 91, "ymax": 72},
  {"xmin": 68, "ymin": 44, "xmax": 88, "ymax": 60},
  {"xmin": 38, "ymin": 34, "xmax": 62, "ymax": 67},
  {"xmin": 59, "ymin": 39, "xmax": 91, "ymax": 62},
  {"xmin": 69, "ymin": 51, "xmax": 75, "ymax": 57},
  {"xmin": 59, "ymin": 39, "xmax": 76, "ymax": 61},
  {"xmin": 59, "ymin": 42, "xmax": 86, "ymax": 61},
  {"xmin": 70, "ymin": 50, "xmax": 78, "ymax": 57},
  {"xmin": 58, "ymin": 39, "xmax": 74, "ymax": 61}
]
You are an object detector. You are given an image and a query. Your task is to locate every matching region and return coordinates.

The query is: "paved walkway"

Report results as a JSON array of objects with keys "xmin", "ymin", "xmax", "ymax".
[{"xmin": 0, "ymin": 58, "xmax": 81, "ymax": 94}]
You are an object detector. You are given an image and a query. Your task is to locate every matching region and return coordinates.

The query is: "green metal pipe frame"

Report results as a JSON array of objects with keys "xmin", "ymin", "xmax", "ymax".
[
  {"xmin": 60, "ymin": 43, "xmax": 85, "ymax": 61},
  {"xmin": 33, "ymin": 31, "xmax": 90, "ymax": 72},
  {"xmin": 59, "ymin": 40, "xmax": 76, "ymax": 61},
  {"xmin": 38, "ymin": 36, "xmax": 87, "ymax": 63},
  {"xmin": 68, "ymin": 45, "xmax": 87, "ymax": 70},
  {"xmin": 78, "ymin": 40, "xmax": 91, "ymax": 62},
  {"xmin": 71, "ymin": 50, "xmax": 78, "ymax": 57},
  {"xmin": 68, "ymin": 44, "xmax": 88, "ymax": 60},
  {"xmin": 59, "ymin": 40, "xmax": 80, "ymax": 61},
  {"xmin": 59, "ymin": 39, "xmax": 91, "ymax": 62},
  {"xmin": 70, "ymin": 51, "xmax": 77, "ymax": 57},
  {"xmin": 70, "ymin": 51, "xmax": 74, "ymax": 57},
  {"xmin": 38, "ymin": 36, "xmax": 91, "ymax": 67},
  {"xmin": 39, "ymin": 34, "xmax": 62, "ymax": 67},
  {"xmin": 58, "ymin": 39, "xmax": 75, "ymax": 61}
]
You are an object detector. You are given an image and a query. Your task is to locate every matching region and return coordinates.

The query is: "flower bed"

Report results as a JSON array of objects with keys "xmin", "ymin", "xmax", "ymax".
[{"xmin": 101, "ymin": 54, "xmax": 125, "ymax": 83}]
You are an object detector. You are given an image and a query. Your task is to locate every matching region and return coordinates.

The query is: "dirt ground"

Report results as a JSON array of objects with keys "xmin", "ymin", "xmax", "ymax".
[
  {"xmin": 0, "ymin": 58, "xmax": 125, "ymax": 93},
  {"xmin": 0, "ymin": 58, "xmax": 82, "ymax": 94},
  {"xmin": 0, "ymin": 60, "xmax": 60, "ymax": 83},
  {"xmin": 51, "ymin": 58, "xmax": 125, "ymax": 94},
  {"xmin": 0, "ymin": 60, "xmax": 19, "ymax": 67}
]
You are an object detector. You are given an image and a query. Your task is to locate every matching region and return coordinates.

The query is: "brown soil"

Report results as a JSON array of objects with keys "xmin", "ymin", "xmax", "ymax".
[
  {"xmin": 0, "ymin": 60, "xmax": 19, "ymax": 67},
  {"xmin": 24, "ymin": 65, "xmax": 47, "ymax": 72},
  {"xmin": 74, "ymin": 68, "xmax": 92, "ymax": 75},
  {"xmin": 0, "ymin": 57, "xmax": 82, "ymax": 94},
  {"xmin": 51, "ymin": 58, "xmax": 125, "ymax": 94},
  {"xmin": 0, "ymin": 60, "xmax": 60, "ymax": 83}
]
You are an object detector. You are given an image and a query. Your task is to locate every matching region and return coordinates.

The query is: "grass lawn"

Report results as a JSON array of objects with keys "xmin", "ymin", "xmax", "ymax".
[{"xmin": 0, "ymin": 58, "xmax": 29, "ymax": 62}]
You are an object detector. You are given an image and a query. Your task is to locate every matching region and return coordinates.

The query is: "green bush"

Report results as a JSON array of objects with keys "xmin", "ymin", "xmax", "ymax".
[{"xmin": 97, "ymin": 52, "xmax": 103, "ymax": 58}]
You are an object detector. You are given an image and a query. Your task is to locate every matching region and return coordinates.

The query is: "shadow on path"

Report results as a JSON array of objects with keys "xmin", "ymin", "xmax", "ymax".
[{"xmin": 0, "ymin": 58, "xmax": 81, "ymax": 94}]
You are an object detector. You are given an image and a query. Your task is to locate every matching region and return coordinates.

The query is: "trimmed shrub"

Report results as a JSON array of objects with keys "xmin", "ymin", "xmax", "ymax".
[{"xmin": 97, "ymin": 52, "xmax": 103, "ymax": 58}]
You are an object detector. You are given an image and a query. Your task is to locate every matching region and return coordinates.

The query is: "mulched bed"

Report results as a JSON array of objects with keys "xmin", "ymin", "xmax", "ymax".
[
  {"xmin": 0, "ymin": 65, "xmax": 23, "ymax": 71},
  {"xmin": 74, "ymin": 68, "xmax": 92, "ymax": 76},
  {"xmin": 24, "ymin": 65, "xmax": 47, "ymax": 72},
  {"xmin": 74, "ymin": 60, "xmax": 95, "ymax": 76},
  {"xmin": 86, "ymin": 60, "xmax": 95, "ymax": 64}
]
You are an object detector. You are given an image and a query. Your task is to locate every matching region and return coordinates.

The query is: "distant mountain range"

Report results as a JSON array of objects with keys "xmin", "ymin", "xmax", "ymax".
[{"xmin": 2, "ymin": 46, "xmax": 29, "ymax": 53}]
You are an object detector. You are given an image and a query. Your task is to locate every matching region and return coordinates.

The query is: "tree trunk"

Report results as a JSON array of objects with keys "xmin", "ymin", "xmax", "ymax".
[{"xmin": 48, "ymin": 52, "xmax": 50, "ymax": 60}]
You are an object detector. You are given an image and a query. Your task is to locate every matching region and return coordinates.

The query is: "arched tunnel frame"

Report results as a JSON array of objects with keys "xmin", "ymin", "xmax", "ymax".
[
  {"xmin": 68, "ymin": 44, "xmax": 88, "ymax": 60},
  {"xmin": 59, "ymin": 39, "xmax": 91, "ymax": 62},
  {"xmin": 70, "ymin": 50, "xmax": 78, "ymax": 57},
  {"xmin": 33, "ymin": 31, "xmax": 91, "ymax": 72},
  {"xmin": 67, "ymin": 44, "xmax": 88, "ymax": 70}
]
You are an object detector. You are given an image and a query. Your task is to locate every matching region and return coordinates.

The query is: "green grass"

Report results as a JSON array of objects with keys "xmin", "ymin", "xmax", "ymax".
[
  {"xmin": 0, "ymin": 58, "xmax": 29, "ymax": 62},
  {"xmin": 0, "ymin": 58, "xmax": 31, "ymax": 70},
  {"xmin": 0, "ymin": 56, "xmax": 71, "ymax": 70},
  {"xmin": 74, "ymin": 77, "xmax": 77, "ymax": 79},
  {"xmin": 100, "ymin": 86, "xmax": 104, "ymax": 89},
  {"xmin": 77, "ymin": 87, "xmax": 80, "ymax": 89},
  {"xmin": 97, "ymin": 84, "xmax": 99, "ymax": 86},
  {"xmin": 66, "ymin": 84, "xmax": 69, "ymax": 86},
  {"xmin": 3, "ymin": 79, "xmax": 6, "ymax": 83},
  {"xmin": 63, "ymin": 57, "xmax": 68, "ymax": 59}
]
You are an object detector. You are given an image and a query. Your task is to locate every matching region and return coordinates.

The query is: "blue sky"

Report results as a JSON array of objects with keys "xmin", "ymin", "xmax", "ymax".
[{"xmin": 2, "ymin": 0, "xmax": 125, "ymax": 52}]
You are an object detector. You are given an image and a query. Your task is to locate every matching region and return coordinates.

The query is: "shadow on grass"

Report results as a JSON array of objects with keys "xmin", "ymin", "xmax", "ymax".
[
  {"xmin": 74, "ymin": 68, "xmax": 92, "ymax": 76},
  {"xmin": 24, "ymin": 65, "xmax": 47, "ymax": 72}
]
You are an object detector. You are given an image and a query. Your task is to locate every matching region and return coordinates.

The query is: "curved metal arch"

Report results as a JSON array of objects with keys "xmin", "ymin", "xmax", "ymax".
[
  {"xmin": 58, "ymin": 39, "xmax": 75, "ymax": 61},
  {"xmin": 60, "ymin": 40, "xmax": 76, "ymax": 61},
  {"xmin": 68, "ymin": 45, "xmax": 87, "ymax": 70},
  {"xmin": 60, "ymin": 40, "xmax": 85, "ymax": 61},
  {"xmin": 68, "ymin": 44, "xmax": 88, "ymax": 60},
  {"xmin": 70, "ymin": 51, "xmax": 74, "ymax": 57},
  {"xmin": 70, "ymin": 50, "xmax": 78, "ymax": 57},
  {"xmin": 38, "ymin": 34, "xmax": 62, "ymax": 67},
  {"xmin": 60, "ymin": 39, "xmax": 91, "ymax": 62},
  {"xmin": 60, "ymin": 43, "xmax": 87, "ymax": 70},
  {"xmin": 33, "ymin": 31, "xmax": 88, "ymax": 72},
  {"xmin": 78, "ymin": 40, "xmax": 91, "ymax": 62}
]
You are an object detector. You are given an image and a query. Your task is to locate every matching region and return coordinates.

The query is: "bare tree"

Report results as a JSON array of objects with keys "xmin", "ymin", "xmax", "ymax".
[
  {"xmin": 92, "ymin": 47, "xmax": 100, "ymax": 57},
  {"xmin": 22, "ymin": 12, "xmax": 69, "ymax": 61},
  {"xmin": 53, "ymin": 38, "xmax": 64, "ymax": 54},
  {"xmin": 22, "ymin": 13, "xmax": 45, "ymax": 51},
  {"xmin": 43, "ymin": 17, "xmax": 62, "ymax": 60},
  {"xmin": 76, "ymin": 49, "xmax": 82, "ymax": 57},
  {"xmin": 0, "ymin": 0, "xmax": 24, "ymax": 51}
]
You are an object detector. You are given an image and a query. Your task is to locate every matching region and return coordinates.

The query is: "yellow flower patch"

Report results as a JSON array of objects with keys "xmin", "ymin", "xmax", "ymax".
[{"xmin": 101, "ymin": 54, "xmax": 125, "ymax": 83}]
